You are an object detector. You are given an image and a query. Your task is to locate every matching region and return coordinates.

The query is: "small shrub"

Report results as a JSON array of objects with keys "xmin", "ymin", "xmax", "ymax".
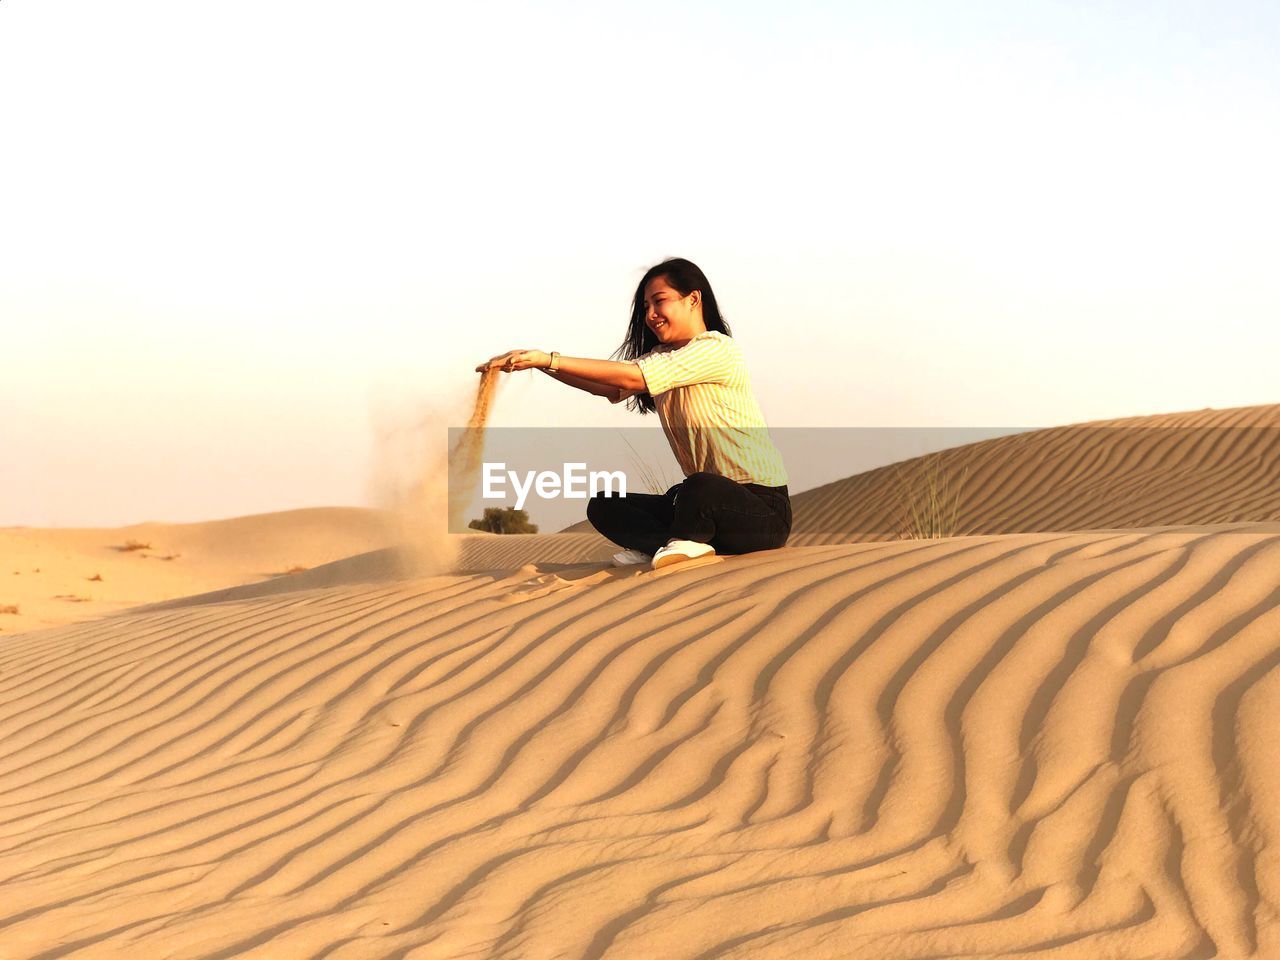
[
  {"xmin": 118, "ymin": 540, "xmax": 151, "ymax": 553},
  {"xmin": 0, "ymin": 604, "xmax": 18, "ymax": 615},
  {"xmin": 468, "ymin": 507, "xmax": 539, "ymax": 535},
  {"xmin": 88, "ymin": 573, "xmax": 103, "ymax": 582}
]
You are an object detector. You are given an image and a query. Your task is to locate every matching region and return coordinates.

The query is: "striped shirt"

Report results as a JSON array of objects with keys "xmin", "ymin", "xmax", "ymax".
[{"xmin": 612, "ymin": 330, "xmax": 789, "ymax": 487}]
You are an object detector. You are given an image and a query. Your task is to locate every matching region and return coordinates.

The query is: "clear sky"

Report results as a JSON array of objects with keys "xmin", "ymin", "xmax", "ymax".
[{"xmin": 3, "ymin": 0, "xmax": 1278, "ymax": 526}]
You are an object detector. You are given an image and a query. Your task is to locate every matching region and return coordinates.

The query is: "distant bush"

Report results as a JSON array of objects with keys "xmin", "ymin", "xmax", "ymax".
[
  {"xmin": 468, "ymin": 507, "xmax": 539, "ymax": 535},
  {"xmin": 0, "ymin": 604, "xmax": 18, "ymax": 615},
  {"xmin": 118, "ymin": 540, "xmax": 151, "ymax": 552}
]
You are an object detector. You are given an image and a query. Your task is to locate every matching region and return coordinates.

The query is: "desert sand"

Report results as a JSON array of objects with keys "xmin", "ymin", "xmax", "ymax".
[
  {"xmin": 2, "ymin": 404, "xmax": 1279, "ymax": 958},
  {"xmin": 0, "ymin": 508, "xmax": 403, "ymax": 636}
]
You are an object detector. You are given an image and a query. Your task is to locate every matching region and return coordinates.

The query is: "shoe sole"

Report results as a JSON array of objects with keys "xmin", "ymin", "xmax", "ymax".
[{"xmin": 652, "ymin": 549, "xmax": 714, "ymax": 570}]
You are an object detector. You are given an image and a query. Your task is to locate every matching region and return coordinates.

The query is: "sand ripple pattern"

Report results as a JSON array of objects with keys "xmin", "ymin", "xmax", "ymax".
[
  {"xmin": 457, "ymin": 532, "xmax": 617, "ymax": 571},
  {"xmin": 2, "ymin": 528, "xmax": 1279, "ymax": 958},
  {"xmin": 790, "ymin": 404, "xmax": 1280, "ymax": 538}
]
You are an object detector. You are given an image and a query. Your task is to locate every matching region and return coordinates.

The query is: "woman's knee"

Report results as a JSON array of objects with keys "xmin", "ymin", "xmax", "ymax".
[
  {"xmin": 586, "ymin": 490, "xmax": 625, "ymax": 531},
  {"xmin": 586, "ymin": 491, "xmax": 610, "ymax": 523}
]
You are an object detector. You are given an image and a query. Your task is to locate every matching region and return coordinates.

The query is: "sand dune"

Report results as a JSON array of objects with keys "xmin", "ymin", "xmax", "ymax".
[
  {"xmin": 8, "ymin": 404, "xmax": 1277, "ymax": 634},
  {"xmin": 2, "ymin": 525, "xmax": 1279, "ymax": 957},
  {"xmin": 3, "ymin": 403, "xmax": 1279, "ymax": 956},
  {"xmin": 0, "ymin": 508, "xmax": 401, "ymax": 635},
  {"xmin": 788, "ymin": 404, "xmax": 1280, "ymax": 540},
  {"xmin": 553, "ymin": 403, "xmax": 1280, "ymax": 541}
]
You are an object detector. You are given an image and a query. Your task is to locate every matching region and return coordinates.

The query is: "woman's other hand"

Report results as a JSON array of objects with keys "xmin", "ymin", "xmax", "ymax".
[{"xmin": 475, "ymin": 350, "xmax": 551, "ymax": 373}]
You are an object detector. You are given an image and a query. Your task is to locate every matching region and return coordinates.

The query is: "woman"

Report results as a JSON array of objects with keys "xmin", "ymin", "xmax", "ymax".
[{"xmin": 477, "ymin": 257, "xmax": 791, "ymax": 570}]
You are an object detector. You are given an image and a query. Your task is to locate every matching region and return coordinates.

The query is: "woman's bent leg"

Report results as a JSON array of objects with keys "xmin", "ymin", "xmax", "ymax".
[
  {"xmin": 669, "ymin": 472, "xmax": 791, "ymax": 554},
  {"xmin": 586, "ymin": 489, "xmax": 676, "ymax": 556}
]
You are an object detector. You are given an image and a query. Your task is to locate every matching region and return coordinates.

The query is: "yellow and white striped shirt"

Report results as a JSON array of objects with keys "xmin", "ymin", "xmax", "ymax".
[{"xmin": 612, "ymin": 331, "xmax": 788, "ymax": 487}]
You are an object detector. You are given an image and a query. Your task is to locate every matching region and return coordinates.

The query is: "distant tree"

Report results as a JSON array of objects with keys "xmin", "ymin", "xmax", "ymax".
[{"xmin": 467, "ymin": 507, "xmax": 539, "ymax": 534}]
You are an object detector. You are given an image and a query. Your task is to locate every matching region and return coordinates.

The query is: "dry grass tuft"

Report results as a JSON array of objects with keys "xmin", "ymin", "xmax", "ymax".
[
  {"xmin": 894, "ymin": 451, "xmax": 972, "ymax": 539},
  {"xmin": 283, "ymin": 565, "xmax": 309, "ymax": 575},
  {"xmin": 621, "ymin": 435, "xmax": 678, "ymax": 495},
  {"xmin": 0, "ymin": 604, "xmax": 18, "ymax": 615},
  {"xmin": 88, "ymin": 573, "xmax": 103, "ymax": 582},
  {"xmin": 117, "ymin": 540, "xmax": 152, "ymax": 553}
]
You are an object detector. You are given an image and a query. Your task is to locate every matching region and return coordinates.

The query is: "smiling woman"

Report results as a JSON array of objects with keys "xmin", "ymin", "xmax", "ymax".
[{"xmin": 477, "ymin": 257, "xmax": 791, "ymax": 570}]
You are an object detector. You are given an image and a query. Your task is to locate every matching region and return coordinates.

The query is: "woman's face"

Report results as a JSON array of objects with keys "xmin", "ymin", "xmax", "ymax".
[{"xmin": 643, "ymin": 276, "xmax": 702, "ymax": 345}]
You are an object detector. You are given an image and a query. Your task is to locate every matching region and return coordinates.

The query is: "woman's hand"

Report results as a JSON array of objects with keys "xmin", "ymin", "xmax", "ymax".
[{"xmin": 475, "ymin": 350, "xmax": 551, "ymax": 374}]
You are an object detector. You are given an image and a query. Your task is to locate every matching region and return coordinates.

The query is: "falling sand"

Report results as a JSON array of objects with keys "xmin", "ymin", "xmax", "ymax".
[
  {"xmin": 370, "ymin": 368, "xmax": 503, "ymax": 578},
  {"xmin": 448, "ymin": 367, "xmax": 503, "ymax": 531}
]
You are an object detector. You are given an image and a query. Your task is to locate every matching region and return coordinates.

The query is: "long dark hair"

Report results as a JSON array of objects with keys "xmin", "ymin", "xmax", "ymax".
[{"xmin": 611, "ymin": 257, "xmax": 732, "ymax": 415}]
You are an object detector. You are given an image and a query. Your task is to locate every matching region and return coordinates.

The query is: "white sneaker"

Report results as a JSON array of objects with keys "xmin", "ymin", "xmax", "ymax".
[
  {"xmin": 651, "ymin": 539, "xmax": 715, "ymax": 570},
  {"xmin": 611, "ymin": 548, "xmax": 653, "ymax": 567}
]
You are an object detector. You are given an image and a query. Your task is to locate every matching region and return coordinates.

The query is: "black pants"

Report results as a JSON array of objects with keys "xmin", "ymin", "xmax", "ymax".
[{"xmin": 586, "ymin": 471, "xmax": 792, "ymax": 557}]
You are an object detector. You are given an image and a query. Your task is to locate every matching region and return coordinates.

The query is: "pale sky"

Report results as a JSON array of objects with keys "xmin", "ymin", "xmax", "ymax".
[{"xmin": 3, "ymin": 0, "xmax": 1278, "ymax": 527}]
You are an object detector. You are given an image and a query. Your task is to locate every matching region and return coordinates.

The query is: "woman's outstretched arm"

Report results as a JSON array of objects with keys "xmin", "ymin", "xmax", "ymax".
[
  {"xmin": 539, "ymin": 367, "xmax": 618, "ymax": 398},
  {"xmin": 476, "ymin": 350, "xmax": 645, "ymax": 397}
]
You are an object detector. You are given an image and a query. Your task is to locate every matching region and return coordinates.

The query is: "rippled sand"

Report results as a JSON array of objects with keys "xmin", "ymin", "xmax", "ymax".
[{"xmin": 3, "ymin": 405, "xmax": 1279, "ymax": 957}]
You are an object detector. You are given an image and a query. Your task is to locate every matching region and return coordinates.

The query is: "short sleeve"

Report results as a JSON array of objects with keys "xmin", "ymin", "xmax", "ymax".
[{"xmin": 635, "ymin": 333, "xmax": 736, "ymax": 398}]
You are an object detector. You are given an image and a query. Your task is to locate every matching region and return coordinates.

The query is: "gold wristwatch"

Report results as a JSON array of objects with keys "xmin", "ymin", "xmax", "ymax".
[{"xmin": 548, "ymin": 351, "xmax": 561, "ymax": 374}]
